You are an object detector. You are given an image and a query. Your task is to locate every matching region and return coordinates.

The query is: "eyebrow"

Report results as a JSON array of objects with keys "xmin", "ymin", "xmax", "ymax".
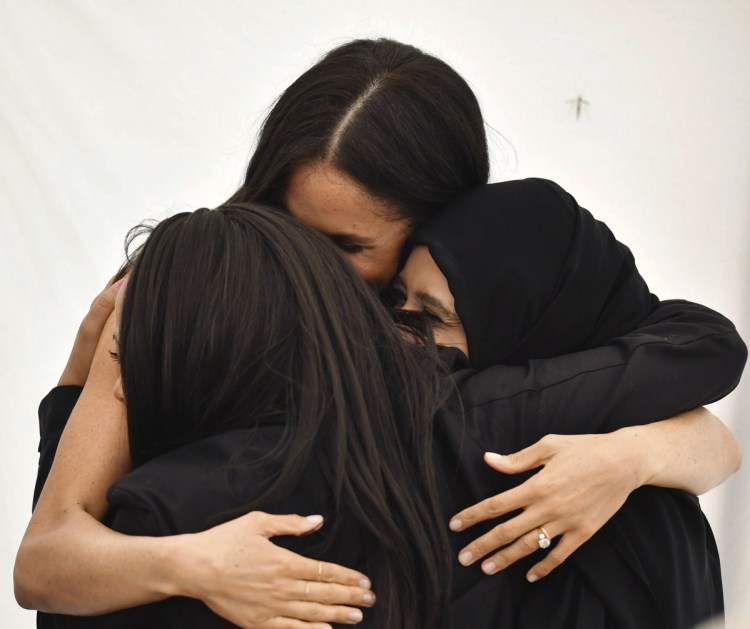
[
  {"xmin": 393, "ymin": 277, "xmax": 459, "ymax": 321},
  {"xmin": 416, "ymin": 291, "xmax": 457, "ymax": 319}
]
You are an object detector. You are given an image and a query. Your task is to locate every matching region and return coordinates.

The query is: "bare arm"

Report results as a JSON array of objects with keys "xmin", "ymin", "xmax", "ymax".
[
  {"xmin": 15, "ymin": 285, "xmax": 373, "ymax": 626},
  {"xmin": 622, "ymin": 406, "xmax": 741, "ymax": 495}
]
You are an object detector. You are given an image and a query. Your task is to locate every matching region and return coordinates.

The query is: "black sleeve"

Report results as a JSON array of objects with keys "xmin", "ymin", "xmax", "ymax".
[
  {"xmin": 33, "ymin": 386, "xmax": 83, "ymax": 509},
  {"xmin": 454, "ymin": 299, "xmax": 747, "ymax": 451}
]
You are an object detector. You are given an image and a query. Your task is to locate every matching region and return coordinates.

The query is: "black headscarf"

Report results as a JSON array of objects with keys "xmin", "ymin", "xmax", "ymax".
[{"xmin": 407, "ymin": 178, "xmax": 658, "ymax": 369}]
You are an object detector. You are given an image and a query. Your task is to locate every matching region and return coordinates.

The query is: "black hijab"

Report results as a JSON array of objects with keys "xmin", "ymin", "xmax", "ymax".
[{"xmin": 407, "ymin": 178, "xmax": 658, "ymax": 369}]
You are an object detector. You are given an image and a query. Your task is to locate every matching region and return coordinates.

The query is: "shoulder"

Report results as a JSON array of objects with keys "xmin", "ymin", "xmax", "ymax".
[
  {"xmin": 107, "ymin": 428, "xmax": 282, "ymax": 536},
  {"xmin": 492, "ymin": 178, "xmax": 577, "ymax": 206},
  {"xmin": 451, "ymin": 178, "xmax": 579, "ymax": 216}
]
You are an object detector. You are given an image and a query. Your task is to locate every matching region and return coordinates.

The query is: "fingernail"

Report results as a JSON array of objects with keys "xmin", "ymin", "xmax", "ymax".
[
  {"xmin": 348, "ymin": 609, "xmax": 363, "ymax": 622},
  {"xmin": 359, "ymin": 578, "xmax": 371, "ymax": 589},
  {"xmin": 114, "ymin": 279, "xmax": 125, "ymax": 291},
  {"xmin": 458, "ymin": 551, "xmax": 473, "ymax": 566},
  {"xmin": 363, "ymin": 592, "xmax": 375, "ymax": 604},
  {"xmin": 449, "ymin": 518, "xmax": 462, "ymax": 531},
  {"xmin": 305, "ymin": 515, "xmax": 324, "ymax": 527},
  {"xmin": 485, "ymin": 452, "xmax": 506, "ymax": 463},
  {"xmin": 527, "ymin": 573, "xmax": 538, "ymax": 583},
  {"xmin": 482, "ymin": 561, "xmax": 497, "ymax": 574}
]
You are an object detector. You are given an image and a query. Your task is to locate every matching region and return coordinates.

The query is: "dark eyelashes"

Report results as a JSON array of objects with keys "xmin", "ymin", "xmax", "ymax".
[
  {"xmin": 334, "ymin": 241, "xmax": 364, "ymax": 254},
  {"xmin": 109, "ymin": 350, "xmax": 120, "ymax": 364}
]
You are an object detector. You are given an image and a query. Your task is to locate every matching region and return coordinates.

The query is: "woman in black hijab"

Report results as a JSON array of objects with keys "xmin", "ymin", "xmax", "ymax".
[
  {"xmin": 397, "ymin": 177, "xmax": 741, "ymax": 628},
  {"xmin": 404, "ymin": 177, "xmax": 658, "ymax": 367}
]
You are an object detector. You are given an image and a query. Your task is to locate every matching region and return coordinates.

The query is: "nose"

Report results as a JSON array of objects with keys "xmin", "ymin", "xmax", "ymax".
[{"xmin": 113, "ymin": 377, "xmax": 124, "ymax": 403}]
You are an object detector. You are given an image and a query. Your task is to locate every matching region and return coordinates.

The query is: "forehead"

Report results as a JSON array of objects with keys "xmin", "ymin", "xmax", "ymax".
[
  {"xmin": 284, "ymin": 161, "xmax": 396, "ymax": 240},
  {"xmin": 398, "ymin": 246, "xmax": 456, "ymax": 304}
]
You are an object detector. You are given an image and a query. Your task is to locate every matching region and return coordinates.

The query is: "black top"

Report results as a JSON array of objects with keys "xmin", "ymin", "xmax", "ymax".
[{"xmin": 35, "ymin": 300, "xmax": 745, "ymax": 628}]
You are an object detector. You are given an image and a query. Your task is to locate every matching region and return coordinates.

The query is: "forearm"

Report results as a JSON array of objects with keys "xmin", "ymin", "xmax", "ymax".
[
  {"xmin": 620, "ymin": 407, "xmax": 742, "ymax": 495},
  {"xmin": 15, "ymin": 509, "xmax": 187, "ymax": 614},
  {"xmin": 15, "ymin": 313, "xmax": 158, "ymax": 612}
]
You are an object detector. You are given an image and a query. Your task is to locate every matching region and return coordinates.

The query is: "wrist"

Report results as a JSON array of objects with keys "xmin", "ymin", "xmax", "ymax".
[
  {"xmin": 152, "ymin": 534, "xmax": 196, "ymax": 599},
  {"xmin": 161, "ymin": 532, "xmax": 217, "ymax": 601},
  {"xmin": 613, "ymin": 426, "xmax": 662, "ymax": 489}
]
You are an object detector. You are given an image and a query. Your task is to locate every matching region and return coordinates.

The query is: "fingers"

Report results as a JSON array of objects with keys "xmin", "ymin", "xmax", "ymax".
[
  {"xmin": 248, "ymin": 512, "xmax": 372, "ymax": 588},
  {"xmin": 81, "ymin": 280, "xmax": 124, "ymax": 339},
  {"xmin": 479, "ymin": 524, "xmax": 559, "ymax": 576},
  {"xmin": 525, "ymin": 533, "xmax": 580, "ymax": 582},
  {"xmin": 299, "ymin": 557, "xmax": 372, "ymax": 589},
  {"xmin": 262, "ymin": 619, "xmax": 333, "ymax": 629},
  {"xmin": 249, "ymin": 512, "xmax": 326, "ymax": 538},
  {"xmin": 283, "ymin": 601, "xmax": 365, "ymax": 625},
  {"xmin": 456, "ymin": 508, "xmax": 544, "ymax": 566},
  {"xmin": 297, "ymin": 580, "xmax": 375, "ymax": 608},
  {"xmin": 449, "ymin": 484, "xmax": 526, "ymax": 531},
  {"xmin": 483, "ymin": 436, "xmax": 560, "ymax": 475}
]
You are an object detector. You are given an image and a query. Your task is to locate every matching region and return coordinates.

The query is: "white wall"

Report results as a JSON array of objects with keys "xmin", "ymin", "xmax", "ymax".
[{"xmin": 2, "ymin": 1, "xmax": 748, "ymax": 626}]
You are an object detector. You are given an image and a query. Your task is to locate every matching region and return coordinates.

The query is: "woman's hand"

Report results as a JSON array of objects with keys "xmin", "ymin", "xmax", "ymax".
[
  {"xmin": 448, "ymin": 432, "xmax": 648, "ymax": 583},
  {"xmin": 178, "ymin": 511, "xmax": 376, "ymax": 628},
  {"xmin": 58, "ymin": 276, "xmax": 124, "ymax": 387}
]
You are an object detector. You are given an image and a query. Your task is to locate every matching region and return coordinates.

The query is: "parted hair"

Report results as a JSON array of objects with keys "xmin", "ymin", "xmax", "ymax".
[
  {"xmin": 229, "ymin": 38, "xmax": 489, "ymax": 224},
  {"xmin": 118, "ymin": 204, "xmax": 452, "ymax": 628}
]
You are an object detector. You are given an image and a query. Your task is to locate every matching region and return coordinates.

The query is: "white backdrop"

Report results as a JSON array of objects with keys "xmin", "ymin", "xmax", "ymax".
[{"xmin": 2, "ymin": 1, "xmax": 749, "ymax": 626}]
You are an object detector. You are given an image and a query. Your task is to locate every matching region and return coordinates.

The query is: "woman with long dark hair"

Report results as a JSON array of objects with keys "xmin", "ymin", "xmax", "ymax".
[
  {"xmin": 108, "ymin": 205, "xmax": 453, "ymax": 628},
  {"xmin": 229, "ymin": 38, "xmax": 489, "ymax": 288},
  {"xmin": 16, "ymin": 38, "xmax": 744, "ymax": 627}
]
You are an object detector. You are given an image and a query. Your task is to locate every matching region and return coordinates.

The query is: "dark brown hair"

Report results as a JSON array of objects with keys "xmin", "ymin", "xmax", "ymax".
[
  {"xmin": 118, "ymin": 204, "xmax": 452, "ymax": 628},
  {"xmin": 229, "ymin": 38, "xmax": 489, "ymax": 225}
]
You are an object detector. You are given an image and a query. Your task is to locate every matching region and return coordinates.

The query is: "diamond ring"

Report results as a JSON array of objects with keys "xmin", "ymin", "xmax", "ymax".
[{"xmin": 537, "ymin": 527, "xmax": 551, "ymax": 550}]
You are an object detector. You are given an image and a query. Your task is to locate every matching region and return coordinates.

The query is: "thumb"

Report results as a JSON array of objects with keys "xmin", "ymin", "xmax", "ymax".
[
  {"xmin": 484, "ymin": 443, "xmax": 547, "ymax": 474},
  {"xmin": 251, "ymin": 512, "xmax": 325, "ymax": 538}
]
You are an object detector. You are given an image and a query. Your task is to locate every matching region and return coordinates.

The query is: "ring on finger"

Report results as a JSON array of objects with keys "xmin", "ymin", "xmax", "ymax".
[{"xmin": 537, "ymin": 526, "xmax": 552, "ymax": 550}]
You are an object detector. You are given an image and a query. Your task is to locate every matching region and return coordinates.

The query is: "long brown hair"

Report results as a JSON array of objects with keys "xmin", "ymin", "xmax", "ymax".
[
  {"xmin": 229, "ymin": 38, "xmax": 489, "ymax": 225},
  {"xmin": 118, "ymin": 204, "xmax": 452, "ymax": 627}
]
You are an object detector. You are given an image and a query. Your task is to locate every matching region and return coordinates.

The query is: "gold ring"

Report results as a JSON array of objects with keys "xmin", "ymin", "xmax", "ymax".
[{"xmin": 538, "ymin": 526, "xmax": 551, "ymax": 550}]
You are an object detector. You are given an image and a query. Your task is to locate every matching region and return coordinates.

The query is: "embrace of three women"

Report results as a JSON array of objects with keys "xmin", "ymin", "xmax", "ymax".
[{"xmin": 14, "ymin": 39, "xmax": 746, "ymax": 629}]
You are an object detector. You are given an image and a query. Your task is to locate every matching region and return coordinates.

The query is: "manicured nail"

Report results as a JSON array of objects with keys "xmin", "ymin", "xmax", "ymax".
[
  {"xmin": 449, "ymin": 518, "xmax": 462, "ymax": 531},
  {"xmin": 485, "ymin": 452, "xmax": 506, "ymax": 463},
  {"xmin": 363, "ymin": 592, "xmax": 375, "ymax": 604},
  {"xmin": 458, "ymin": 551, "xmax": 473, "ymax": 565},
  {"xmin": 482, "ymin": 561, "xmax": 497, "ymax": 574},
  {"xmin": 359, "ymin": 578, "xmax": 371, "ymax": 589},
  {"xmin": 305, "ymin": 514, "xmax": 324, "ymax": 527},
  {"xmin": 527, "ymin": 573, "xmax": 538, "ymax": 583},
  {"xmin": 114, "ymin": 279, "xmax": 125, "ymax": 291},
  {"xmin": 348, "ymin": 609, "xmax": 363, "ymax": 622}
]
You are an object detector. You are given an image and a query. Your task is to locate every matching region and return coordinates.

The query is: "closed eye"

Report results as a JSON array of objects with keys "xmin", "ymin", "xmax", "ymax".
[{"xmin": 334, "ymin": 240, "xmax": 364, "ymax": 254}]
